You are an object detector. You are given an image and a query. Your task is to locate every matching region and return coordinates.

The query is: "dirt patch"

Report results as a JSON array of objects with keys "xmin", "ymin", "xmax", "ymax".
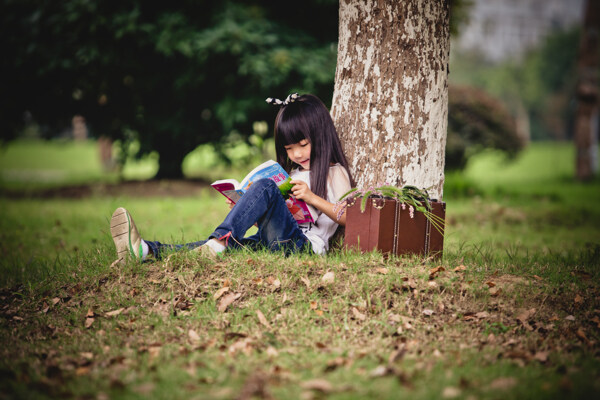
[{"xmin": 0, "ymin": 179, "xmax": 211, "ymax": 199}]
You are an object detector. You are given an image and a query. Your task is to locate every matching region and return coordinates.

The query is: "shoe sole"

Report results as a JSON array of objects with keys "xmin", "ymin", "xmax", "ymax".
[{"xmin": 110, "ymin": 207, "xmax": 142, "ymax": 261}]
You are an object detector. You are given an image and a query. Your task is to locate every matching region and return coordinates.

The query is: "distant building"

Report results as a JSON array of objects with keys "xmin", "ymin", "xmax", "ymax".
[{"xmin": 454, "ymin": 0, "xmax": 585, "ymax": 63}]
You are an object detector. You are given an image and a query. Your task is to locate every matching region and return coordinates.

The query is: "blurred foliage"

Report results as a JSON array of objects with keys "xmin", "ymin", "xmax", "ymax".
[
  {"xmin": 450, "ymin": 27, "xmax": 582, "ymax": 140},
  {"xmin": 446, "ymin": 85, "xmax": 524, "ymax": 170},
  {"xmin": 449, "ymin": 0, "xmax": 473, "ymax": 36},
  {"xmin": 1, "ymin": 0, "xmax": 338, "ymax": 178},
  {"xmin": 2, "ymin": 0, "xmax": 473, "ymax": 179}
]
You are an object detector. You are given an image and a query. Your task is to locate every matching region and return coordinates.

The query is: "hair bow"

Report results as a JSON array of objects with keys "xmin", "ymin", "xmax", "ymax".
[{"xmin": 265, "ymin": 93, "xmax": 299, "ymax": 106}]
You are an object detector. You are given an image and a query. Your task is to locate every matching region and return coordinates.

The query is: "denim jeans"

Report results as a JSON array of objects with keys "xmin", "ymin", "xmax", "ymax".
[{"xmin": 144, "ymin": 179, "xmax": 311, "ymax": 259}]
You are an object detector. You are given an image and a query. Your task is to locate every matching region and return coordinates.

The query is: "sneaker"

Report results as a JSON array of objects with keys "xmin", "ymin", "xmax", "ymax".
[
  {"xmin": 194, "ymin": 244, "xmax": 218, "ymax": 259},
  {"xmin": 110, "ymin": 207, "xmax": 144, "ymax": 262},
  {"xmin": 193, "ymin": 240, "xmax": 219, "ymax": 259}
]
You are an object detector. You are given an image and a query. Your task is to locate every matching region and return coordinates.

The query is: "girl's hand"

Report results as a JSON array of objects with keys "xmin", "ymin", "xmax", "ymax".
[
  {"xmin": 226, "ymin": 199, "xmax": 235, "ymax": 210},
  {"xmin": 290, "ymin": 180, "xmax": 316, "ymax": 204}
]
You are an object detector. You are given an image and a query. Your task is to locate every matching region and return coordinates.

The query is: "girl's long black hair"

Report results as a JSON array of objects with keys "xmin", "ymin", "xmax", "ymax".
[{"xmin": 273, "ymin": 94, "xmax": 354, "ymax": 200}]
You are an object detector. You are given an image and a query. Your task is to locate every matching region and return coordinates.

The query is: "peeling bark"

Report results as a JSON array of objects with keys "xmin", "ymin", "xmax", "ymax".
[{"xmin": 331, "ymin": 0, "xmax": 450, "ymax": 200}]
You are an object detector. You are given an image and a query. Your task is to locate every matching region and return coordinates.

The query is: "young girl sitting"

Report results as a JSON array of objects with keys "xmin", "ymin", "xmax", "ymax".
[{"xmin": 110, "ymin": 93, "xmax": 354, "ymax": 261}]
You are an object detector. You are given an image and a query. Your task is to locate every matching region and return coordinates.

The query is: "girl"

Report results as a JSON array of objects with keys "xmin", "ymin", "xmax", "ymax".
[{"xmin": 110, "ymin": 93, "xmax": 354, "ymax": 261}]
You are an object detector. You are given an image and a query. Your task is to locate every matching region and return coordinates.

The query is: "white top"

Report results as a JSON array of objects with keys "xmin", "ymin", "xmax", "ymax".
[{"xmin": 290, "ymin": 164, "xmax": 352, "ymax": 255}]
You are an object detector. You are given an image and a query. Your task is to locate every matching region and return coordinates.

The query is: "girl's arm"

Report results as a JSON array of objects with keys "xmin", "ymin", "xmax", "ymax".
[{"xmin": 290, "ymin": 180, "xmax": 347, "ymax": 226}]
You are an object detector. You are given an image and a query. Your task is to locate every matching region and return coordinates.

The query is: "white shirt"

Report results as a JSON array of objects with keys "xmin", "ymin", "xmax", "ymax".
[{"xmin": 290, "ymin": 164, "xmax": 352, "ymax": 255}]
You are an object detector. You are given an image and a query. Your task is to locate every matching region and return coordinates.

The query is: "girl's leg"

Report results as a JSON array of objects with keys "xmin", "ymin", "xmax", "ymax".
[
  {"xmin": 210, "ymin": 179, "xmax": 309, "ymax": 254},
  {"xmin": 111, "ymin": 179, "xmax": 309, "ymax": 261},
  {"xmin": 143, "ymin": 239, "xmax": 208, "ymax": 260}
]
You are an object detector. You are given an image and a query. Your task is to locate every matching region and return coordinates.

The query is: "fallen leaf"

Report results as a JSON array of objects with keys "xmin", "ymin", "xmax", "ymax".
[
  {"xmin": 251, "ymin": 277, "xmax": 263, "ymax": 285},
  {"xmin": 442, "ymin": 386, "xmax": 461, "ymax": 398},
  {"xmin": 453, "ymin": 265, "xmax": 467, "ymax": 272},
  {"xmin": 86, "ymin": 308, "xmax": 95, "ymax": 318},
  {"xmin": 75, "ymin": 366, "xmax": 91, "ymax": 376},
  {"xmin": 488, "ymin": 377, "xmax": 517, "ymax": 390},
  {"xmin": 574, "ymin": 294, "xmax": 583, "ymax": 305},
  {"xmin": 148, "ymin": 346, "xmax": 161, "ymax": 360},
  {"xmin": 301, "ymin": 378, "xmax": 333, "ymax": 393},
  {"xmin": 217, "ymin": 292, "xmax": 241, "ymax": 312},
  {"xmin": 256, "ymin": 310, "xmax": 271, "ymax": 329},
  {"xmin": 516, "ymin": 308, "xmax": 536, "ymax": 331},
  {"xmin": 351, "ymin": 307, "xmax": 366, "ymax": 321},
  {"xmin": 300, "ymin": 276, "xmax": 311, "ymax": 289},
  {"xmin": 52, "ymin": 297, "xmax": 61, "ymax": 306},
  {"xmin": 370, "ymin": 365, "xmax": 390, "ymax": 377},
  {"xmin": 85, "ymin": 317, "xmax": 94, "ymax": 329},
  {"xmin": 534, "ymin": 351, "xmax": 549, "ymax": 363},
  {"xmin": 485, "ymin": 281, "xmax": 496, "ymax": 288},
  {"xmin": 321, "ymin": 271, "xmax": 335, "ymax": 284},
  {"xmin": 375, "ymin": 267, "xmax": 388, "ymax": 275},
  {"xmin": 422, "ymin": 309, "xmax": 434, "ymax": 316},
  {"xmin": 188, "ymin": 329, "xmax": 201, "ymax": 343},
  {"xmin": 213, "ymin": 286, "xmax": 230, "ymax": 300},
  {"xmin": 105, "ymin": 308, "xmax": 125, "ymax": 317},
  {"xmin": 400, "ymin": 277, "xmax": 417, "ymax": 291},
  {"xmin": 475, "ymin": 311, "xmax": 490, "ymax": 319},
  {"xmin": 565, "ymin": 315, "xmax": 576, "ymax": 321},
  {"xmin": 309, "ymin": 301, "xmax": 318, "ymax": 310},
  {"xmin": 266, "ymin": 346, "xmax": 278, "ymax": 357},
  {"xmin": 266, "ymin": 276, "xmax": 281, "ymax": 288},
  {"xmin": 576, "ymin": 328, "xmax": 589, "ymax": 344},
  {"xmin": 429, "ymin": 266, "xmax": 445, "ymax": 279},
  {"xmin": 489, "ymin": 287, "xmax": 502, "ymax": 297},
  {"xmin": 314, "ymin": 309, "xmax": 324, "ymax": 316}
]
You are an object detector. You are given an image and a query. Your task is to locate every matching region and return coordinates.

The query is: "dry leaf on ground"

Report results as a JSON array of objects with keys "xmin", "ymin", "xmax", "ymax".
[
  {"xmin": 322, "ymin": 271, "xmax": 335, "ymax": 284},
  {"xmin": 300, "ymin": 276, "xmax": 311, "ymax": 289},
  {"xmin": 105, "ymin": 308, "xmax": 125, "ymax": 317},
  {"xmin": 301, "ymin": 378, "xmax": 333, "ymax": 393},
  {"xmin": 188, "ymin": 329, "xmax": 201, "ymax": 343},
  {"xmin": 217, "ymin": 293, "xmax": 241, "ymax": 312},
  {"xmin": 213, "ymin": 286, "xmax": 230, "ymax": 300},
  {"xmin": 351, "ymin": 307, "xmax": 366, "ymax": 321},
  {"xmin": 256, "ymin": 310, "xmax": 271, "ymax": 329},
  {"xmin": 488, "ymin": 377, "xmax": 517, "ymax": 390},
  {"xmin": 442, "ymin": 386, "xmax": 461, "ymax": 398},
  {"xmin": 453, "ymin": 265, "xmax": 467, "ymax": 272},
  {"xmin": 429, "ymin": 266, "xmax": 445, "ymax": 279}
]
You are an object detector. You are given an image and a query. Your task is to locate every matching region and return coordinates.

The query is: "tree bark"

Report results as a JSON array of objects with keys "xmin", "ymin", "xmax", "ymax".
[
  {"xmin": 331, "ymin": 0, "xmax": 450, "ymax": 200},
  {"xmin": 575, "ymin": 0, "xmax": 599, "ymax": 181}
]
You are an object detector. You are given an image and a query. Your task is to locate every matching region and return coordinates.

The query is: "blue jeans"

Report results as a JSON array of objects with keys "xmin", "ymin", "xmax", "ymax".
[{"xmin": 144, "ymin": 179, "xmax": 311, "ymax": 259}]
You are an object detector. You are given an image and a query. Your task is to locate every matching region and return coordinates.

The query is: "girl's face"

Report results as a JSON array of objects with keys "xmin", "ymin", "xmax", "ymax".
[{"xmin": 284, "ymin": 139, "xmax": 311, "ymax": 170}]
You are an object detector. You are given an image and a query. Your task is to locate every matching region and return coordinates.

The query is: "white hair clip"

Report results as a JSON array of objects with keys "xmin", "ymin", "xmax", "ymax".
[{"xmin": 266, "ymin": 93, "xmax": 299, "ymax": 106}]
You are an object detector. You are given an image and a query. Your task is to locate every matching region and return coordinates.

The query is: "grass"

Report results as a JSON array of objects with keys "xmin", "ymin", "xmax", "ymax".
[{"xmin": 1, "ymin": 140, "xmax": 599, "ymax": 399}]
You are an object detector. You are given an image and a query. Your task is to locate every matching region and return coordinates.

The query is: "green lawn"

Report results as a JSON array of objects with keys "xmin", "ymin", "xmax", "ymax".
[{"xmin": 1, "ymin": 140, "xmax": 599, "ymax": 399}]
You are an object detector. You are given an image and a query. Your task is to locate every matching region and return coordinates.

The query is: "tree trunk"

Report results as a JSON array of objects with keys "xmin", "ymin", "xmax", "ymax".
[
  {"xmin": 574, "ymin": 0, "xmax": 599, "ymax": 181},
  {"xmin": 154, "ymin": 142, "xmax": 187, "ymax": 180},
  {"xmin": 331, "ymin": 0, "xmax": 450, "ymax": 200}
]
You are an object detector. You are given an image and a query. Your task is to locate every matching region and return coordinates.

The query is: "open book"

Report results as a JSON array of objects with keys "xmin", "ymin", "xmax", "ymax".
[{"xmin": 211, "ymin": 160, "xmax": 314, "ymax": 224}]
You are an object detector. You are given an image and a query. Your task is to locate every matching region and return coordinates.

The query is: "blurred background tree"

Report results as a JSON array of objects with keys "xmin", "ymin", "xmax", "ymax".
[
  {"xmin": 446, "ymin": 85, "xmax": 524, "ymax": 170},
  {"xmin": 1, "ymin": 0, "xmax": 338, "ymax": 178},
  {"xmin": 1, "ymin": 0, "xmax": 590, "ymax": 180}
]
